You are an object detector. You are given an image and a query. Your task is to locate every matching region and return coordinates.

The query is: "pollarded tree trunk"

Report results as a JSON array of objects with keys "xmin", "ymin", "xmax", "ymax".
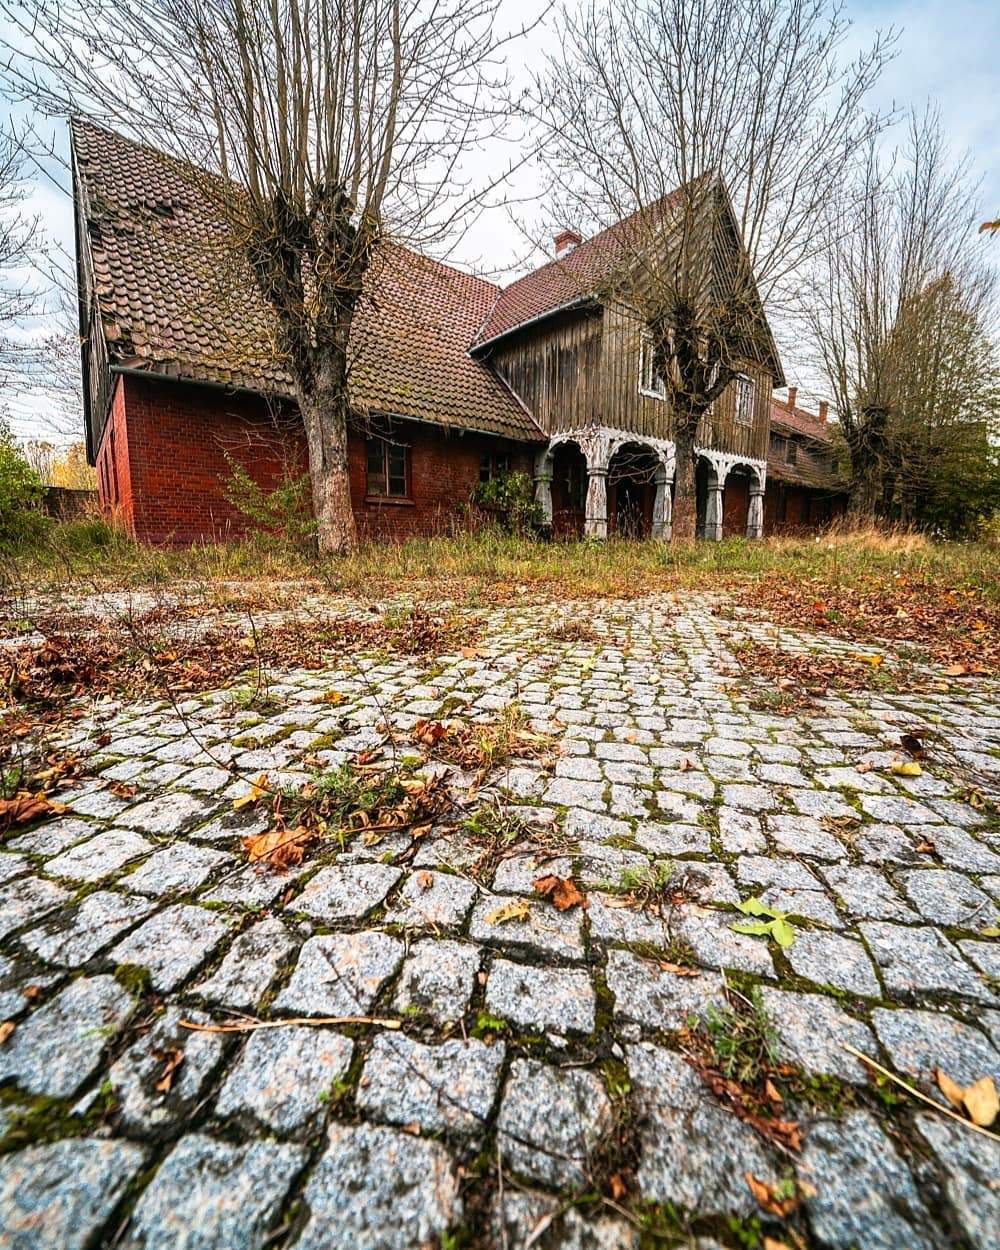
[
  {"xmin": 671, "ymin": 424, "xmax": 699, "ymax": 542},
  {"xmin": 846, "ymin": 405, "xmax": 890, "ymax": 523},
  {"xmin": 296, "ymin": 352, "xmax": 357, "ymax": 555}
]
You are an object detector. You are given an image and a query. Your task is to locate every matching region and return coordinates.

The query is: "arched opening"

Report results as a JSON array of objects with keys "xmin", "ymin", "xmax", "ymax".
[
  {"xmin": 695, "ymin": 456, "xmax": 721, "ymax": 539},
  {"xmin": 551, "ymin": 441, "xmax": 587, "ymax": 538},
  {"xmin": 723, "ymin": 465, "xmax": 754, "ymax": 537},
  {"xmin": 608, "ymin": 442, "xmax": 659, "ymax": 538}
]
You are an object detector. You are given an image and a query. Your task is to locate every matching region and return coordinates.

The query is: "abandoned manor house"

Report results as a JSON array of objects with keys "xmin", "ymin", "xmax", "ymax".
[{"xmin": 72, "ymin": 119, "xmax": 846, "ymax": 545}]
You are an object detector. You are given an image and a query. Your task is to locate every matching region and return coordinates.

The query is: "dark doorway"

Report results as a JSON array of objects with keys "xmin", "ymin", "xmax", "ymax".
[{"xmin": 608, "ymin": 443, "xmax": 658, "ymax": 538}]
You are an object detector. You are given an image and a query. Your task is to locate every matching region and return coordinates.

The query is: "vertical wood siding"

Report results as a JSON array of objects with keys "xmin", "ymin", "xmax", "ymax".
[{"xmin": 488, "ymin": 300, "xmax": 772, "ymax": 460}]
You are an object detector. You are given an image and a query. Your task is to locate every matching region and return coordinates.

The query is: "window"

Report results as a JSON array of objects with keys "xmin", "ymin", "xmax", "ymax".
[
  {"xmin": 785, "ymin": 439, "xmax": 798, "ymax": 466},
  {"xmin": 639, "ymin": 334, "xmax": 667, "ymax": 399},
  {"xmin": 479, "ymin": 451, "xmax": 511, "ymax": 483},
  {"xmin": 366, "ymin": 437, "xmax": 409, "ymax": 498},
  {"xmin": 734, "ymin": 374, "xmax": 755, "ymax": 426}
]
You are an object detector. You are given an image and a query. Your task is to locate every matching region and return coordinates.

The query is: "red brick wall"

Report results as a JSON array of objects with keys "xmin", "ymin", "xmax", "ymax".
[{"xmin": 96, "ymin": 373, "xmax": 534, "ymax": 545}]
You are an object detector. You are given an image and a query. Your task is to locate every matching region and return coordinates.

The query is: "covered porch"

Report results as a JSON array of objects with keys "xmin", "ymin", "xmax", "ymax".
[{"xmin": 533, "ymin": 427, "xmax": 765, "ymax": 541}]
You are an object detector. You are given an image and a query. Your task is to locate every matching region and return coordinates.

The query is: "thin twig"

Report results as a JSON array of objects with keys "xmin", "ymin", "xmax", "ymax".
[
  {"xmin": 180, "ymin": 1014, "xmax": 401, "ymax": 1033},
  {"xmin": 842, "ymin": 1044, "xmax": 1000, "ymax": 1142}
]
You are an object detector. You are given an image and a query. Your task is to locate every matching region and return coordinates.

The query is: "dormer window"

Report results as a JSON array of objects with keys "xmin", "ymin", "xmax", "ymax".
[
  {"xmin": 639, "ymin": 334, "xmax": 667, "ymax": 400},
  {"xmin": 734, "ymin": 373, "xmax": 755, "ymax": 426}
]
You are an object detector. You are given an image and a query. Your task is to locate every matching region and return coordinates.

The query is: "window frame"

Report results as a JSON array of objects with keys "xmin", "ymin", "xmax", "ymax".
[
  {"xmin": 479, "ymin": 451, "xmax": 511, "ymax": 483},
  {"xmin": 366, "ymin": 436, "xmax": 411, "ymax": 501},
  {"xmin": 784, "ymin": 439, "xmax": 798, "ymax": 467},
  {"xmin": 733, "ymin": 372, "xmax": 756, "ymax": 427},
  {"xmin": 638, "ymin": 333, "xmax": 667, "ymax": 401}
]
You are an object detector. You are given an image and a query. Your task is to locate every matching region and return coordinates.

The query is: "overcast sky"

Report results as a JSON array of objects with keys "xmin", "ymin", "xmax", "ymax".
[{"xmin": 5, "ymin": 0, "xmax": 999, "ymax": 443}]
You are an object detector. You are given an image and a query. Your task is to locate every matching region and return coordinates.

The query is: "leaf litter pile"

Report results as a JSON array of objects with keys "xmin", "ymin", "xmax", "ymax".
[
  {"xmin": 734, "ymin": 578, "xmax": 1000, "ymax": 675},
  {"xmin": 1, "ymin": 607, "xmax": 470, "ymax": 721},
  {"xmin": 237, "ymin": 758, "xmax": 452, "ymax": 871},
  {"xmin": 411, "ymin": 703, "xmax": 558, "ymax": 787}
]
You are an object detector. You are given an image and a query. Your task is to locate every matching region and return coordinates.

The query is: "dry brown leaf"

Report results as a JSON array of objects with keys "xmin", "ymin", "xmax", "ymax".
[
  {"xmin": 152, "ymin": 1046, "xmax": 184, "ymax": 1094},
  {"xmin": 916, "ymin": 839, "xmax": 936, "ymax": 854},
  {"xmin": 0, "ymin": 1021, "xmax": 15, "ymax": 1046},
  {"xmin": 415, "ymin": 871, "xmax": 434, "ymax": 890},
  {"xmin": 533, "ymin": 874, "xmax": 586, "ymax": 911},
  {"xmin": 659, "ymin": 961, "xmax": 700, "ymax": 977},
  {"xmin": 935, "ymin": 1068, "xmax": 967, "ymax": 1111},
  {"xmin": 963, "ymin": 1077, "xmax": 999, "ymax": 1127},
  {"xmin": 242, "ymin": 826, "xmax": 312, "ymax": 870},
  {"xmin": 745, "ymin": 1173, "xmax": 801, "ymax": 1218},
  {"xmin": 485, "ymin": 899, "xmax": 531, "ymax": 925},
  {"xmin": 232, "ymin": 773, "xmax": 269, "ymax": 811},
  {"xmin": 935, "ymin": 1070, "xmax": 999, "ymax": 1126},
  {"xmin": 0, "ymin": 792, "xmax": 64, "ymax": 832},
  {"xmin": 413, "ymin": 719, "xmax": 447, "ymax": 747},
  {"xmin": 608, "ymin": 1173, "xmax": 627, "ymax": 1200}
]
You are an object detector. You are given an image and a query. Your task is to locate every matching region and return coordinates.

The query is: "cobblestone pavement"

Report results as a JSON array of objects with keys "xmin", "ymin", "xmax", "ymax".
[{"xmin": 1, "ymin": 592, "xmax": 998, "ymax": 1249}]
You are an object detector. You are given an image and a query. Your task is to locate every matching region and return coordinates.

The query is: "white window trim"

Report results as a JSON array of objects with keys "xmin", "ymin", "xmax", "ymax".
[
  {"xmin": 734, "ymin": 372, "xmax": 756, "ymax": 427},
  {"xmin": 638, "ymin": 332, "xmax": 667, "ymax": 401}
]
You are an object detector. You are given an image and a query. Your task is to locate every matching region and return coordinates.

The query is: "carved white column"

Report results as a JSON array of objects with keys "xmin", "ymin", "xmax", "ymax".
[
  {"xmin": 584, "ymin": 465, "xmax": 609, "ymax": 539},
  {"xmin": 533, "ymin": 448, "xmax": 554, "ymax": 529},
  {"xmin": 652, "ymin": 463, "xmax": 672, "ymax": 541},
  {"xmin": 747, "ymin": 486, "xmax": 764, "ymax": 539},
  {"xmin": 705, "ymin": 483, "xmax": 724, "ymax": 541}
]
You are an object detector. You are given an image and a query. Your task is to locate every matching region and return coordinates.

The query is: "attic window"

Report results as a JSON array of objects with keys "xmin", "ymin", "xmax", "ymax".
[
  {"xmin": 639, "ymin": 334, "xmax": 666, "ymax": 400},
  {"xmin": 734, "ymin": 374, "xmax": 755, "ymax": 426}
]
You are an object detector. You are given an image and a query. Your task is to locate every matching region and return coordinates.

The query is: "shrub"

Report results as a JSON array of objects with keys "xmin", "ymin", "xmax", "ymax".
[
  {"xmin": 471, "ymin": 471, "xmax": 543, "ymax": 533},
  {"xmin": 223, "ymin": 456, "xmax": 316, "ymax": 550},
  {"xmin": 0, "ymin": 420, "xmax": 48, "ymax": 548}
]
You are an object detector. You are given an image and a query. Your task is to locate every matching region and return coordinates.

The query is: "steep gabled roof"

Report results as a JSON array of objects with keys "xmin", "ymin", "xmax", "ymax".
[
  {"xmin": 473, "ymin": 179, "xmax": 784, "ymax": 387},
  {"xmin": 473, "ymin": 191, "xmax": 687, "ymax": 348},
  {"xmin": 71, "ymin": 118, "xmax": 541, "ymax": 442}
]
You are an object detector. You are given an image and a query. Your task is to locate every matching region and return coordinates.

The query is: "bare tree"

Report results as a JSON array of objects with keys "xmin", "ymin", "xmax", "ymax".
[
  {"xmin": 1, "ymin": 0, "xmax": 525, "ymax": 552},
  {"xmin": 531, "ymin": 0, "xmax": 893, "ymax": 538},
  {"xmin": 0, "ymin": 126, "xmax": 41, "ymax": 411},
  {"xmin": 807, "ymin": 110, "xmax": 995, "ymax": 518}
]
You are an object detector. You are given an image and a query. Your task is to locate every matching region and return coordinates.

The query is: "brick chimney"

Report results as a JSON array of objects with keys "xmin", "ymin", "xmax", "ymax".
[
  {"xmin": 554, "ymin": 229, "xmax": 582, "ymax": 258},
  {"xmin": 818, "ymin": 401, "xmax": 829, "ymax": 422},
  {"xmin": 786, "ymin": 386, "xmax": 798, "ymax": 411}
]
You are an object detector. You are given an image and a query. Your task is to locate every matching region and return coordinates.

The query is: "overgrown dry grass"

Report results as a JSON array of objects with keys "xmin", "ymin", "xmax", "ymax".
[{"xmin": 7, "ymin": 518, "xmax": 1000, "ymax": 606}]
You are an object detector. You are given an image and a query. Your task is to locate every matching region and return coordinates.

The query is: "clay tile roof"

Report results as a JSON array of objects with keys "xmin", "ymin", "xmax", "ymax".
[
  {"xmin": 72, "ymin": 118, "xmax": 541, "ymax": 442},
  {"xmin": 473, "ymin": 192, "xmax": 689, "ymax": 347},
  {"xmin": 769, "ymin": 398, "xmax": 834, "ymax": 443}
]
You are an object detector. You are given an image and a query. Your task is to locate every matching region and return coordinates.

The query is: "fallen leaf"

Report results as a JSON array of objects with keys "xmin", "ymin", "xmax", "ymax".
[
  {"xmin": 243, "ymin": 826, "xmax": 312, "ymax": 870},
  {"xmin": 413, "ymin": 719, "xmax": 447, "ymax": 747},
  {"xmin": 916, "ymin": 839, "xmax": 936, "ymax": 854},
  {"xmin": 745, "ymin": 1173, "xmax": 801, "ymax": 1218},
  {"xmin": 533, "ymin": 874, "xmax": 587, "ymax": 911},
  {"xmin": 963, "ymin": 1076, "xmax": 999, "ymax": 1127},
  {"xmin": 0, "ymin": 792, "xmax": 64, "ymax": 832},
  {"xmin": 320, "ymin": 689, "xmax": 345, "ymax": 705},
  {"xmin": 415, "ymin": 871, "xmax": 434, "ymax": 890},
  {"xmin": 890, "ymin": 760, "xmax": 922, "ymax": 777},
  {"xmin": 944, "ymin": 663, "xmax": 967, "ymax": 676},
  {"xmin": 232, "ymin": 773, "xmax": 269, "ymax": 811},
  {"xmin": 659, "ymin": 961, "xmax": 700, "ymax": 977},
  {"xmin": 0, "ymin": 1021, "xmax": 15, "ymax": 1046},
  {"xmin": 608, "ymin": 1172, "xmax": 627, "ymax": 1200},
  {"xmin": 935, "ymin": 1069, "xmax": 999, "ymax": 1126},
  {"xmin": 934, "ymin": 1068, "xmax": 965, "ymax": 1110},
  {"xmin": 485, "ymin": 899, "xmax": 531, "ymax": 925},
  {"xmin": 152, "ymin": 1046, "xmax": 184, "ymax": 1093}
]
